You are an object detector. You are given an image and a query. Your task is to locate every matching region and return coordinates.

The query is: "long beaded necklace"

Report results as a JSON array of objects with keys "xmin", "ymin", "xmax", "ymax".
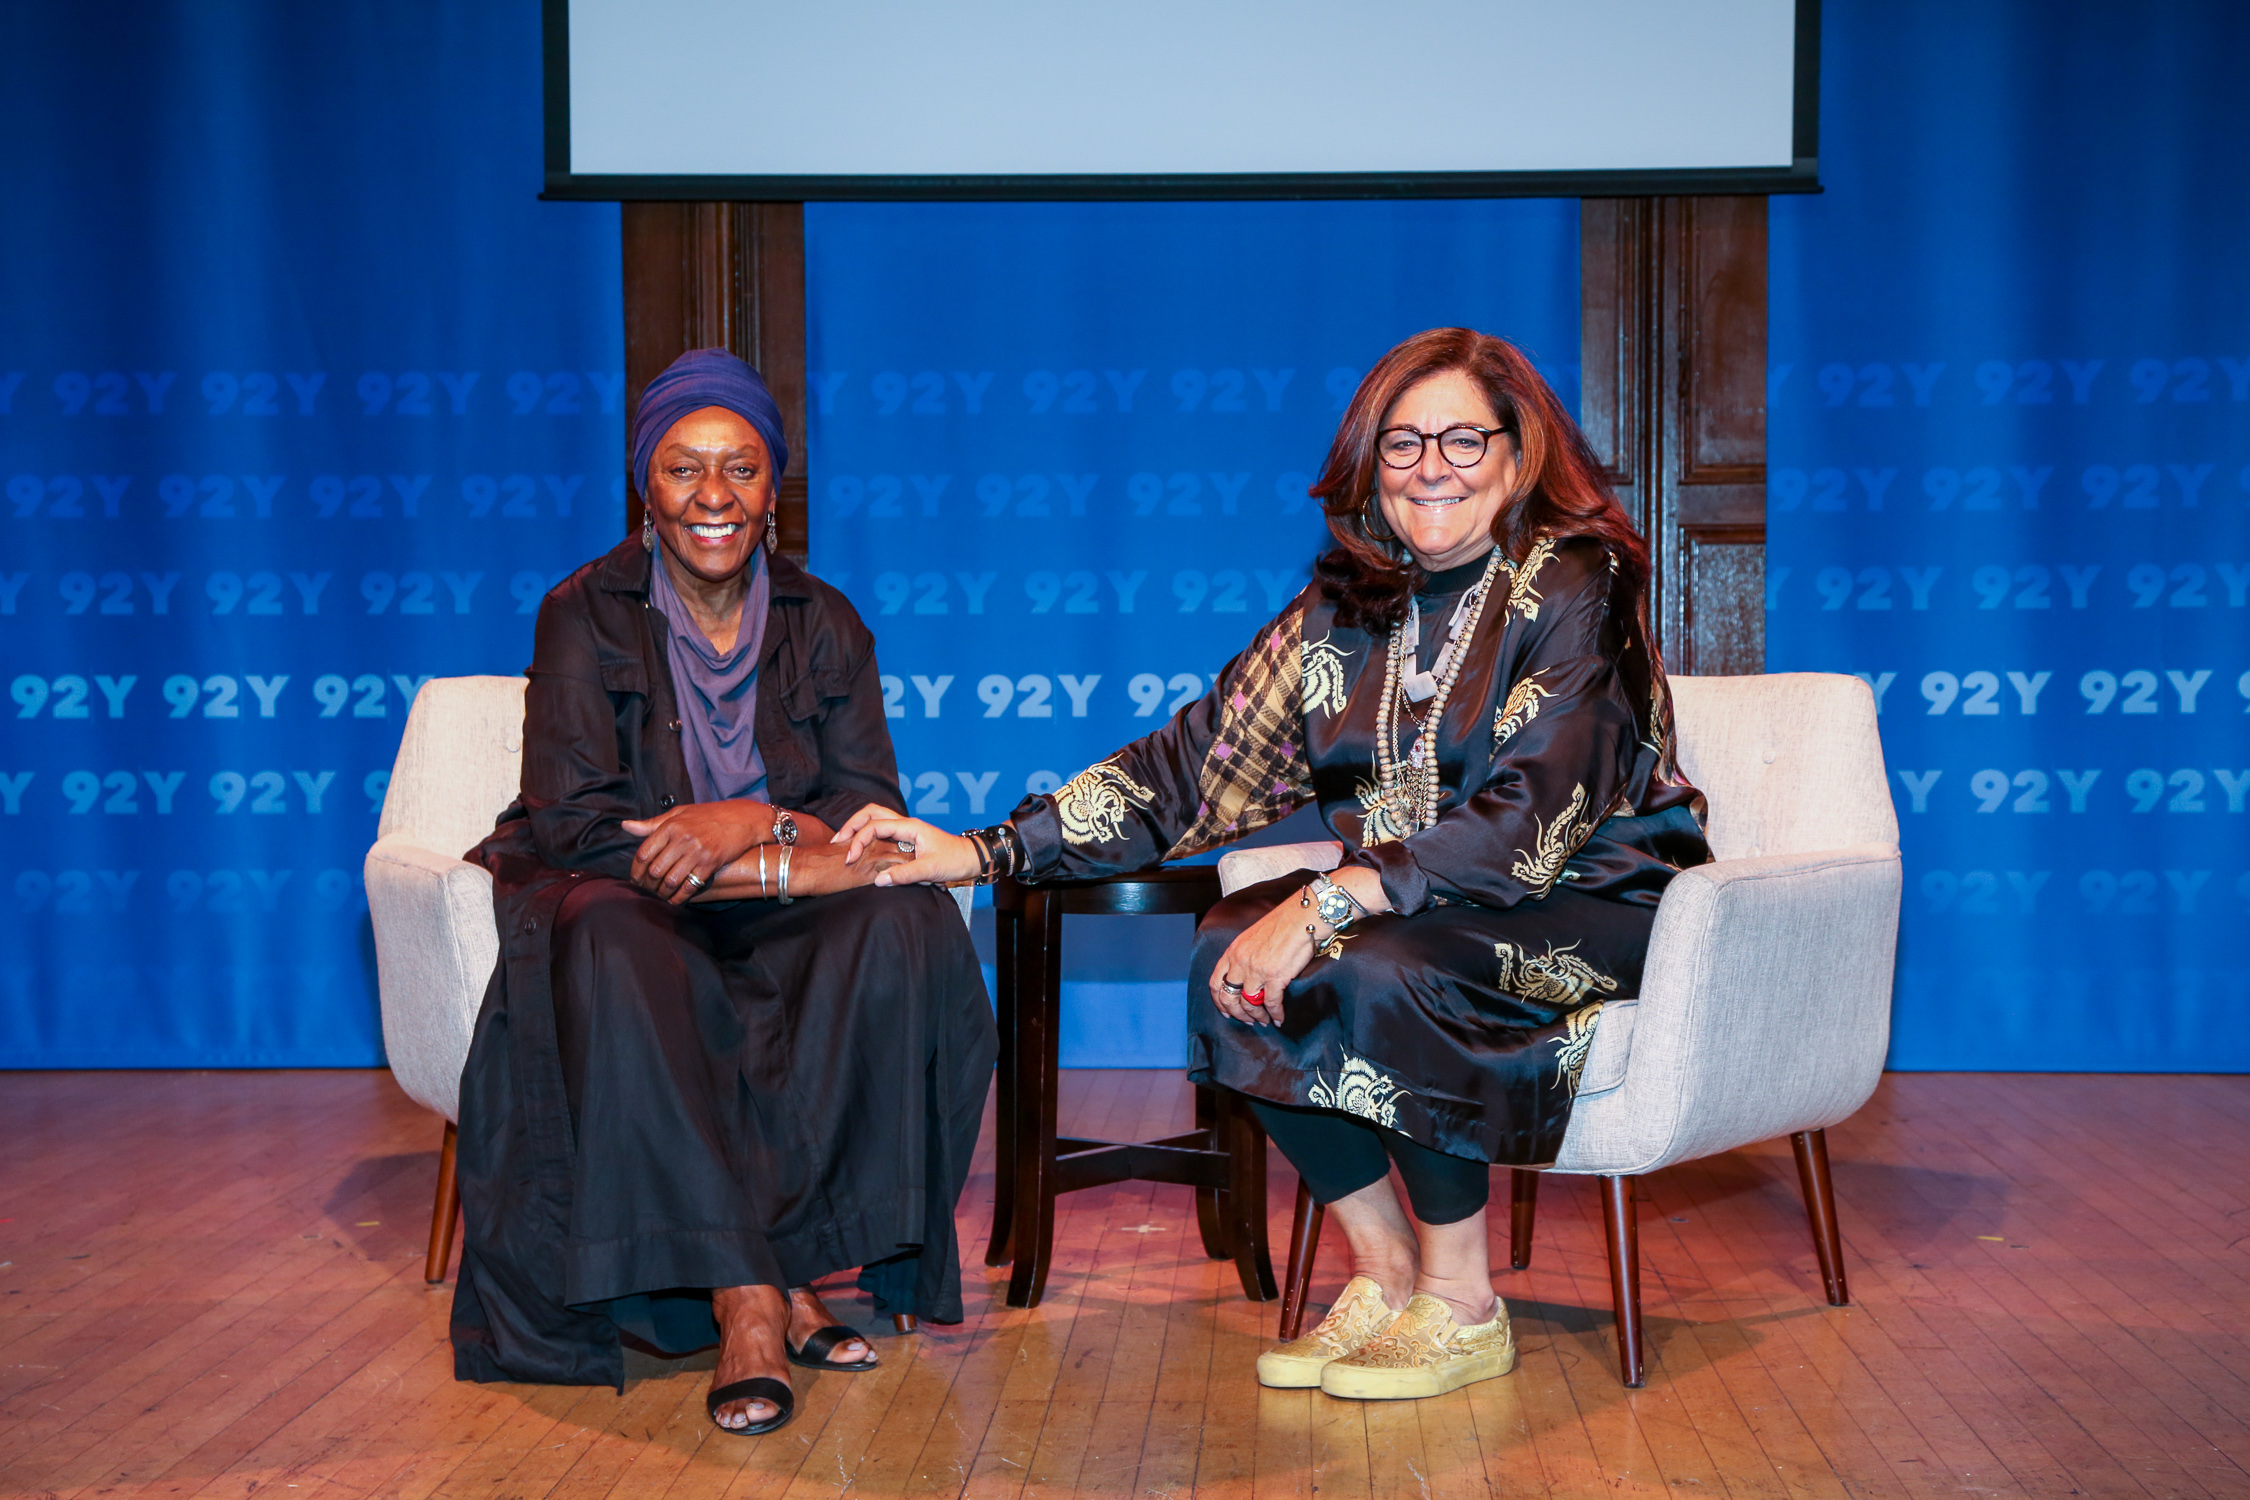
[{"xmin": 1370, "ymin": 547, "xmax": 1507, "ymax": 836}]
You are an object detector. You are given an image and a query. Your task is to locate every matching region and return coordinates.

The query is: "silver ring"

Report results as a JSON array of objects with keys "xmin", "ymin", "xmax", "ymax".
[
  {"xmin": 683, "ymin": 872, "xmax": 705, "ymax": 888},
  {"xmin": 896, "ymin": 839, "xmax": 916, "ymax": 853},
  {"xmin": 1220, "ymin": 978, "xmax": 1244, "ymax": 995}
]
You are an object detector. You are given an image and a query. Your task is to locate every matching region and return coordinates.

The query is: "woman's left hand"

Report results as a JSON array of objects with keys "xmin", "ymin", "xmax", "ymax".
[
  {"xmin": 622, "ymin": 803, "xmax": 766, "ymax": 903},
  {"xmin": 1209, "ymin": 900, "xmax": 1321, "ymax": 1029}
]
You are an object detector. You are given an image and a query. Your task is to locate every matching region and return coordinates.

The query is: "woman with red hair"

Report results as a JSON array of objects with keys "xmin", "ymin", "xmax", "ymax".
[{"xmin": 843, "ymin": 328, "xmax": 1708, "ymax": 1400}]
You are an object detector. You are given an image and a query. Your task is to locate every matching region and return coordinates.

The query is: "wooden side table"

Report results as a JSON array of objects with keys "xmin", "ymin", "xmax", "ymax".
[{"xmin": 988, "ymin": 867, "xmax": 1279, "ymax": 1309}]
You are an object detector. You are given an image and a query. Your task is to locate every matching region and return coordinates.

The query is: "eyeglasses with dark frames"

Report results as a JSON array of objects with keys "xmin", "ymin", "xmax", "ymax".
[{"xmin": 1375, "ymin": 424, "xmax": 1509, "ymax": 470}]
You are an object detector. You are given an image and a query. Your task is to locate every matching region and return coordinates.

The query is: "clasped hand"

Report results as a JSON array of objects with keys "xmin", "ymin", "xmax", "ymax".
[
  {"xmin": 621, "ymin": 800, "xmax": 825, "ymax": 904},
  {"xmin": 831, "ymin": 810, "xmax": 1391, "ymax": 1032}
]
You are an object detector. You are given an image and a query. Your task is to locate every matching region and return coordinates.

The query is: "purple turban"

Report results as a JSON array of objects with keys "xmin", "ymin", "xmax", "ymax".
[{"xmin": 629, "ymin": 348, "xmax": 790, "ymax": 497}]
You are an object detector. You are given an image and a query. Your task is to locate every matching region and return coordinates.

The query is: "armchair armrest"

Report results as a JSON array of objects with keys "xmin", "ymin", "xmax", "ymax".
[
  {"xmin": 365, "ymin": 837, "xmax": 499, "ymax": 1124},
  {"xmin": 1216, "ymin": 840, "xmax": 1344, "ymax": 898},
  {"xmin": 1555, "ymin": 842, "xmax": 1902, "ymax": 1177}
]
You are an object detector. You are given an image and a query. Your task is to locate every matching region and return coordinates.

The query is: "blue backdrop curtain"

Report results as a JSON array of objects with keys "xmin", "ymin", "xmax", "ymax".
[
  {"xmin": 0, "ymin": 5, "xmax": 620, "ymax": 1065},
  {"xmin": 5, "ymin": 1, "xmax": 2243, "ymax": 1072},
  {"xmin": 1767, "ymin": 1, "xmax": 2250, "ymax": 1069}
]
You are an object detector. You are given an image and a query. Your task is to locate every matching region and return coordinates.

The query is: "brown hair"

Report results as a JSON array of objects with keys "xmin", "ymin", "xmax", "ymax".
[{"xmin": 1311, "ymin": 327, "xmax": 1653, "ymax": 641}]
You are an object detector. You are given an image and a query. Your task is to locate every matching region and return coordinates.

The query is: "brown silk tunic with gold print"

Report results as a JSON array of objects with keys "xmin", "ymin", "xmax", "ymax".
[{"xmin": 1008, "ymin": 535, "xmax": 1710, "ymax": 1165}]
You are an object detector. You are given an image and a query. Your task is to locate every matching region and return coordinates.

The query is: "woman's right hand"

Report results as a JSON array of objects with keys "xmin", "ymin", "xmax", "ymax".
[{"xmin": 833, "ymin": 808, "xmax": 982, "ymax": 887}]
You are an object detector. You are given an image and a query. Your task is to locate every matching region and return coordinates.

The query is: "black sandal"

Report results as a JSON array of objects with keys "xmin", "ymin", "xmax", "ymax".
[
  {"xmin": 787, "ymin": 1324, "xmax": 880, "ymax": 1372},
  {"xmin": 706, "ymin": 1375, "xmax": 794, "ymax": 1435}
]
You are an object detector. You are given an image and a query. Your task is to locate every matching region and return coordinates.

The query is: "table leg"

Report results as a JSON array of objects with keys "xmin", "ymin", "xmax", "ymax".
[
  {"xmin": 985, "ymin": 898, "xmax": 1019, "ymax": 1267},
  {"xmin": 1005, "ymin": 887, "xmax": 1064, "ymax": 1308}
]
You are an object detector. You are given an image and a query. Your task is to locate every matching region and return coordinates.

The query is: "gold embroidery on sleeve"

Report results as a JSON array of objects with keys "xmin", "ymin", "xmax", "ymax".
[
  {"xmin": 1503, "ymin": 536, "xmax": 1560, "ymax": 623},
  {"xmin": 1301, "ymin": 630, "xmax": 1349, "ymax": 719},
  {"xmin": 1491, "ymin": 672, "xmax": 1555, "ymax": 747},
  {"xmin": 1508, "ymin": 782, "xmax": 1597, "ymax": 895},
  {"xmin": 1054, "ymin": 759, "xmax": 1158, "ymax": 846}
]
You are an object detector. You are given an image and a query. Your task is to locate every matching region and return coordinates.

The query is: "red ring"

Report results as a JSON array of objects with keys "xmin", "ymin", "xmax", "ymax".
[{"xmin": 1242, "ymin": 988, "xmax": 1267, "ymax": 1006}]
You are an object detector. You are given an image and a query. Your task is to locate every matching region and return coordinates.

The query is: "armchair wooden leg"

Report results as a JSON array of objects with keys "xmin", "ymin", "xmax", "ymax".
[
  {"xmin": 1508, "ymin": 1168, "xmax": 1539, "ymax": 1270},
  {"xmin": 1277, "ymin": 1179, "xmax": 1325, "ymax": 1340},
  {"xmin": 1599, "ymin": 1174, "xmax": 1645, "ymax": 1387},
  {"xmin": 1221, "ymin": 1093, "xmax": 1278, "ymax": 1302},
  {"xmin": 1791, "ymin": 1128, "xmax": 1850, "ymax": 1306},
  {"xmin": 424, "ymin": 1121, "xmax": 461, "ymax": 1285}
]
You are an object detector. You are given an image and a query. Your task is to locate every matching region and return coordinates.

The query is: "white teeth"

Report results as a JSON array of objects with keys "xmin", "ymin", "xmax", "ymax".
[
  {"xmin": 688, "ymin": 523, "xmax": 741, "ymax": 538},
  {"xmin": 1411, "ymin": 496, "xmax": 1463, "ymax": 507}
]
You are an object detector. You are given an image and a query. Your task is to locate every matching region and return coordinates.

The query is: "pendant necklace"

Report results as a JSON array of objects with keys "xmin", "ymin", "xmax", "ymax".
[{"xmin": 1371, "ymin": 548, "xmax": 1506, "ymax": 837}]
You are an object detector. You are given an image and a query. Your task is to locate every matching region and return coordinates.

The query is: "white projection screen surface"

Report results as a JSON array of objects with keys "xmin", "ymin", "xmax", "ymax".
[{"xmin": 543, "ymin": 0, "xmax": 1820, "ymax": 199}]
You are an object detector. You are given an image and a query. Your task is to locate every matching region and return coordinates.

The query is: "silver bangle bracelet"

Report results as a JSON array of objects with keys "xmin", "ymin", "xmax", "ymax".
[
  {"xmin": 758, "ymin": 844, "xmax": 769, "ymax": 898},
  {"xmin": 778, "ymin": 843, "xmax": 793, "ymax": 904}
]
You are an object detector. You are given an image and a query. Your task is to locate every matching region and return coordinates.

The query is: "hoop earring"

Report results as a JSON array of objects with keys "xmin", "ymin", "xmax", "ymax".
[
  {"xmin": 1363, "ymin": 493, "xmax": 1403, "ymax": 557},
  {"xmin": 641, "ymin": 511, "xmax": 655, "ymax": 553}
]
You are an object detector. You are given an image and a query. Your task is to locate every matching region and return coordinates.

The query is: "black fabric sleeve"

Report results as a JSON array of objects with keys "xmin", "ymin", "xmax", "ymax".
[{"xmin": 517, "ymin": 589, "xmax": 643, "ymax": 881}]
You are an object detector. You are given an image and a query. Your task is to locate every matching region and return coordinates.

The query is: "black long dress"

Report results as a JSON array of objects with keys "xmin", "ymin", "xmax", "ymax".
[
  {"xmin": 450, "ymin": 537, "xmax": 996, "ymax": 1389},
  {"xmin": 1008, "ymin": 536, "xmax": 1709, "ymax": 1166}
]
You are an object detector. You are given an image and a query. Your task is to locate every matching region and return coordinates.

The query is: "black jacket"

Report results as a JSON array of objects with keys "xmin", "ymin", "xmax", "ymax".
[
  {"xmin": 512, "ymin": 536, "xmax": 905, "ymax": 871},
  {"xmin": 449, "ymin": 537, "xmax": 914, "ymax": 1388}
]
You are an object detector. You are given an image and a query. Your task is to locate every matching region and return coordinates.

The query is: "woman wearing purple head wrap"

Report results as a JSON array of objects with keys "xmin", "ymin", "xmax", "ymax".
[{"xmin": 452, "ymin": 349, "xmax": 995, "ymax": 1435}]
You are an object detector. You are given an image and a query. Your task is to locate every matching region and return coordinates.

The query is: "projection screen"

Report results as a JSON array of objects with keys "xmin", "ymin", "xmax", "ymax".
[{"xmin": 543, "ymin": 0, "xmax": 1819, "ymax": 200}]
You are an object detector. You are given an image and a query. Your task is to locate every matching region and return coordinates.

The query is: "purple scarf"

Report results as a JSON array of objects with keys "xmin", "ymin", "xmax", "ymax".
[{"xmin": 649, "ymin": 547, "xmax": 771, "ymax": 805}]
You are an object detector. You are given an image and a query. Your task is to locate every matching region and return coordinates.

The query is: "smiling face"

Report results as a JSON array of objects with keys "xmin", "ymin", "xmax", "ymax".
[
  {"xmin": 1373, "ymin": 369, "xmax": 1520, "ymax": 572},
  {"xmin": 645, "ymin": 406, "xmax": 773, "ymax": 586}
]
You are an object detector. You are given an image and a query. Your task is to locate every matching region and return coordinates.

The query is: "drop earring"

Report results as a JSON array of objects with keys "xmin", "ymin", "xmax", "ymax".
[
  {"xmin": 765, "ymin": 508, "xmax": 779, "ymax": 552},
  {"xmin": 641, "ymin": 511, "xmax": 655, "ymax": 552}
]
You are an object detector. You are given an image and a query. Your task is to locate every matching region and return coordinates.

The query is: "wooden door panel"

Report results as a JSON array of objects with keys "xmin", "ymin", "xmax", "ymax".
[{"xmin": 1582, "ymin": 196, "xmax": 1767, "ymax": 676}]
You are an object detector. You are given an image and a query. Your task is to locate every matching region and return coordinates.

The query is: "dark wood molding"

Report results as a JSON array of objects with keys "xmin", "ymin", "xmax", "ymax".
[
  {"xmin": 1581, "ymin": 196, "xmax": 1767, "ymax": 677},
  {"xmin": 619, "ymin": 202, "xmax": 809, "ymax": 560}
]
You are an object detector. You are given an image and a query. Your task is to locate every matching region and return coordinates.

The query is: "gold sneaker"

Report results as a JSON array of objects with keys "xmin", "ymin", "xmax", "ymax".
[
  {"xmin": 1255, "ymin": 1275, "xmax": 1397, "ymax": 1388},
  {"xmin": 1318, "ymin": 1293, "xmax": 1516, "ymax": 1400}
]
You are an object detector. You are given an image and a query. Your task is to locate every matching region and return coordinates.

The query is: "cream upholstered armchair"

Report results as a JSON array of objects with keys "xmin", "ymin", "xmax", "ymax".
[
  {"xmin": 365, "ymin": 675, "xmax": 526, "ymax": 1283},
  {"xmin": 364, "ymin": 673, "xmax": 975, "ymax": 1284},
  {"xmin": 1218, "ymin": 672, "xmax": 1902, "ymax": 1387}
]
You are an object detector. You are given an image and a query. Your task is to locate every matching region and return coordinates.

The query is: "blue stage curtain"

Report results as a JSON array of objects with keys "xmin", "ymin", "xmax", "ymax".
[
  {"xmin": 1768, "ymin": 0, "xmax": 2250, "ymax": 1069},
  {"xmin": 0, "ymin": 4, "xmax": 620, "ymax": 1066}
]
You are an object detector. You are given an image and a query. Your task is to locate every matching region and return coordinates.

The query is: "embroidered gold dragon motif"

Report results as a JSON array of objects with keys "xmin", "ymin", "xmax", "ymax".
[
  {"xmin": 1508, "ymin": 782, "xmax": 1596, "ymax": 895},
  {"xmin": 1055, "ymin": 759, "xmax": 1158, "ymax": 846},
  {"xmin": 1492, "ymin": 672, "xmax": 1555, "ymax": 747},
  {"xmin": 1493, "ymin": 939, "xmax": 1619, "ymax": 1009},
  {"xmin": 1301, "ymin": 630, "xmax": 1350, "ymax": 719},
  {"xmin": 1502, "ymin": 536, "xmax": 1560, "ymax": 623},
  {"xmin": 1307, "ymin": 1050, "xmax": 1411, "ymax": 1129},
  {"xmin": 1551, "ymin": 1002, "xmax": 1606, "ymax": 1094}
]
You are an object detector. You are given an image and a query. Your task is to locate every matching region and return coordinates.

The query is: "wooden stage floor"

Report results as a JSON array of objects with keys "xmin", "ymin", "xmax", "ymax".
[{"xmin": 2, "ymin": 1069, "xmax": 2245, "ymax": 1499}]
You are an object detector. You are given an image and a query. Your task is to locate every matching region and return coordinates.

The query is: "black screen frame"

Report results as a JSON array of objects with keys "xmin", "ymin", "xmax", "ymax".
[{"xmin": 540, "ymin": 0, "xmax": 1820, "ymax": 202}]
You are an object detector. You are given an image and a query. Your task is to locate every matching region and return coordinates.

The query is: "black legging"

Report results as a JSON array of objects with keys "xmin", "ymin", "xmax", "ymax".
[{"xmin": 1248, "ymin": 1096, "xmax": 1491, "ymax": 1226}]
